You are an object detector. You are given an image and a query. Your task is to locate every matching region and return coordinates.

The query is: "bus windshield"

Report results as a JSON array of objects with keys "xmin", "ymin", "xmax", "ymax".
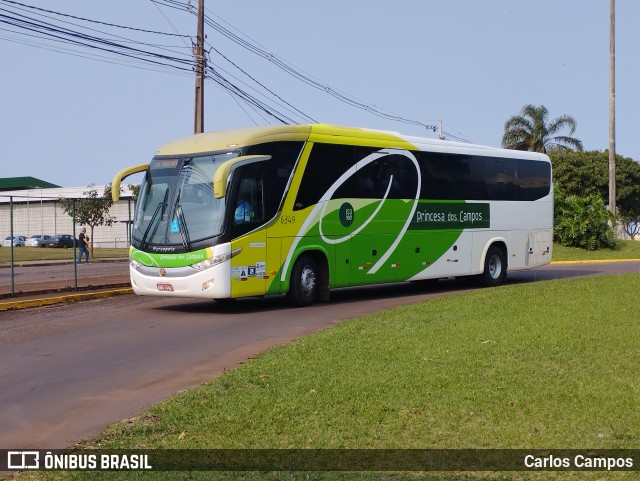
[{"xmin": 133, "ymin": 152, "xmax": 238, "ymax": 248}]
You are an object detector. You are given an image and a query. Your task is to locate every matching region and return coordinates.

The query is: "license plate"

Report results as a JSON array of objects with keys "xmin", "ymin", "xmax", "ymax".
[{"xmin": 157, "ymin": 283, "xmax": 174, "ymax": 292}]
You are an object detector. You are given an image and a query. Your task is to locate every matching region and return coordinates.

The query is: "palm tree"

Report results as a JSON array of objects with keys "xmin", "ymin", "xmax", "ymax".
[{"xmin": 502, "ymin": 104, "xmax": 583, "ymax": 153}]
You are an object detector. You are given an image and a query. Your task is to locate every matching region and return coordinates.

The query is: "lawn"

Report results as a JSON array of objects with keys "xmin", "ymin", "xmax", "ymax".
[
  {"xmin": 26, "ymin": 273, "xmax": 640, "ymax": 481},
  {"xmin": 552, "ymin": 239, "xmax": 640, "ymax": 261},
  {"xmin": 0, "ymin": 247, "xmax": 128, "ymax": 263}
]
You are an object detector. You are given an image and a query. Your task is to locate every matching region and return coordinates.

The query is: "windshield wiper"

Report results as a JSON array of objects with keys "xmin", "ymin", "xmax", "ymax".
[
  {"xmin": 174, "ymin": 203, "xmax": 191, "ymax": 250},
  {"xmin": 140, "ymin": 189, "xmax": 169, "ymax": 250}
]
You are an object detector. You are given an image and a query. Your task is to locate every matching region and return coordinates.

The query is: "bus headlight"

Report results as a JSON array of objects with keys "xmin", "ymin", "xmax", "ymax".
[
  {"xmin": 191, "ymin": 247, "xmax": 242, "ymax": 271},
  {"xmin": 130, "ymin": 259, "xmax": 142, "ymax": 270}
]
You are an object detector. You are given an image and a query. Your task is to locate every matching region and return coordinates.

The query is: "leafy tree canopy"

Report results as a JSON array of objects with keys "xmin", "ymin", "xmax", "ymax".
[
  {"xmin": 502, "ymin": 104, "xmax": 583, "ymax": 153},
  {"xmin": 59, "ymin": 184, "xmax": 118, "ymax": 254},
  {"xmin": 550, "ymin": 150, "xmax": 640, "ymax": 219}
]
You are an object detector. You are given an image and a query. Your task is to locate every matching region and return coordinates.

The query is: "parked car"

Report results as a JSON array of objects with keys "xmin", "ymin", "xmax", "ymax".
[
  {"xmin": 25, "ymin": 234, "xmax": 51, "ymax": 247},
  {"xmin": 3, "ymin": 235, "xmax": 27, "ymax": 247},
  {"xmin": 44, "ymin": 234, "xmax": 78, "ymax": 248}
]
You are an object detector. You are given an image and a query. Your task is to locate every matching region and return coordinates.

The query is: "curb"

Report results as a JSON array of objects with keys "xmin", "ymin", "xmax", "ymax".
[
  {"xmin": 550, "ymin": 259, "xmax": 640, "ymax": 265},
  {"xmin": 0, "ymin": 288, "xmax": 133, "ymax": 312}
]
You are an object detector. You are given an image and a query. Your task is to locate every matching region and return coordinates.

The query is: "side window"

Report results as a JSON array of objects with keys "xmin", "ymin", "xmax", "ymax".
[
  {"xmin": 485, "ymin": 157, "xmax": 518, "ymax": 200},
  {"xmin": 414, "ymin": 152, "xmax": 551, "ymax": 201},
  {"xmin": 246, "ymin": 141, "xmax": 304, "ymax": 218},
  {"xmin": 294, "ymin": 143, "xmax": 357, "ymax": 210},
  {"xmin": 417, "ymin": 152, "xmax": 477, "ymax": 200},
  {"xmin": 234, "ymin": 176, "xmax": 264, "ymax": 225},
  {"xmin": 226, "ymin": 162, "xmax": 267, "ymax": 237},
  {"xmin": 517, "ymin": 159, "xmax": 551, "ymax": 200},
  {"xmin": 356, "ymin": 151, "xmax": 419, "ymax": 199}
]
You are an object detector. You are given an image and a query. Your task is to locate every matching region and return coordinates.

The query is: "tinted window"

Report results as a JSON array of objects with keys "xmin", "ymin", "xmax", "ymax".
[
  {"xmin": 417, "ymin": 153, "xmax": 486, "ymax": 200},
  {"xmin": 415, "ymin": 152, "xmax": 550, "ymax": 201},
  {"xmin": 294, "ymin": 143, "xmax": 357, "ymax": 210},
  {"xmin": 485, "ymin": 157, "xmax": 519, "ymax": 200},
  {"xmin": 233, "ymin": 176, "xmax": 264, "ymax": 225},
  {"xmin": 356, "ymin": 149, "xmax": 419, "ymax": 199},
  {"xmin": 228, "ymin": 164, "xmax": 266, "ymax": 238},
  {"xmin": 246, "ymin": 141, "xmax": 304, "ymax": 218},
  {"xmin": 295, "ymin": 144, "xmax": 550, "ymax": 205},
  {"xmin": 517, "ymin": 160, "xmax": 552, "ymax": 201}
]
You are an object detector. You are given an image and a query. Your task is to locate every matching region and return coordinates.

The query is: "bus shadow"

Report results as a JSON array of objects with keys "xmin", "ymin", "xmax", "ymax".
[
  {"xmin": 156, "ymin": 264, "xmax": 608, "ymax": 315},
  {"xmin": 156, "ymin": 278, "xmax": 477, "ymax": 315}
]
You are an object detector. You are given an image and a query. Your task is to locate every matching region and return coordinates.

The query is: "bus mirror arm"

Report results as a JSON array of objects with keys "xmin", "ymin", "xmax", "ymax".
[
  {"xmin": 213, "ymin": 154, "xmax": 271, "ymax": 199},
  {"xmin": 111, "ymin": 164, "xmax": 149, "ymax": 202}
]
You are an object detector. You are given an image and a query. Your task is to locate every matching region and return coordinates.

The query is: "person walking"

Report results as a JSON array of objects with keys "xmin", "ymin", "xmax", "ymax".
[{"xmin": 77, "ymin": 227, "xmax": 90, "ymax": 264}]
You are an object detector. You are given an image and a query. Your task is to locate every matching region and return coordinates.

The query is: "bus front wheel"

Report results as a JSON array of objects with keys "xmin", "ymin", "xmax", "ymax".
[
  {"xmin": 287, "ymin": 254, "xmax": 319, "ymax": 307},
  {"xmin": 479, "ymin": 246, "xmax": 507, "ymax": 287}
]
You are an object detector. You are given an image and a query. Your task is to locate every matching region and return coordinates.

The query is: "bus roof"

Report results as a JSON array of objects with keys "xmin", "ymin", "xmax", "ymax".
[
  {"xmin": 155, "ymin": 124, "xmax": 548, "ymax": 162},
  {"xmin": 156, "ymin": 125, "xmax": 313, "ymax": 156}
]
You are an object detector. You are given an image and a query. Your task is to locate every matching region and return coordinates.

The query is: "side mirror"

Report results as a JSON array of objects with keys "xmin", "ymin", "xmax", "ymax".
[
  {"xmin": 111, "ymin": 164, "xmax": 149, "ymax": 201},
  {"xmin": 213, "ymin": 155, "xmax": 271, "ymax": 198}
]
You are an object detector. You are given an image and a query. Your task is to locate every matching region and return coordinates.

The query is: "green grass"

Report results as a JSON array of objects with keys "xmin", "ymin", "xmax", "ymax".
[
  {"xmin": 24, "ymin": 274, "xmax": 640, "ymax": 481},
  {"xmin": 552, "ymin": 239, "xmax": 640, "ymax": 261},
  {"xmin": 0, "ymin": 247, "xmax": 128, "ymax": 263}
]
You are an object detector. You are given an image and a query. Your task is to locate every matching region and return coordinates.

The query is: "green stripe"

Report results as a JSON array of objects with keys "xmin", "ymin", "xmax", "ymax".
[{"xmin": 130, "ymin": 246, "xmax": 210, "ymax": 267}]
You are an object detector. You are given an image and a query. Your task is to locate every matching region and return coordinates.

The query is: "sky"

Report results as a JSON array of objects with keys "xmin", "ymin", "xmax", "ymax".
[{"xmin": 1, "ymin": 0, "xmax": 639, "ymax": 188}]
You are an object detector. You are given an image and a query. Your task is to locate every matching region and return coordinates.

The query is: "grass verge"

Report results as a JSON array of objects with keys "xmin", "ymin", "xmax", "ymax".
[
  {"xmin": 20, "ymin": 274, "xmax": 640, "ymax": 481},
  {"xmin": 0, "ymin": 247, "xmax": 128, "ymax": 263},
  {"xmin": 552, "ymin": 239, "xmax": 640, "ymax": 262}
]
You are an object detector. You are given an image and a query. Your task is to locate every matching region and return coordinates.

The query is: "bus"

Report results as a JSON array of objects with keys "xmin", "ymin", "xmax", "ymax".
[{"xmin": 112, "ymin": 124, "xmax": 552, "ymax": 306}]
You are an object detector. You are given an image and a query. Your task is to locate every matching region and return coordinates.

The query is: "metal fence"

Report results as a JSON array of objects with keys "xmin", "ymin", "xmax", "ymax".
[{"xmin": 1, "ymin": 195, "xmax": 132, "ymax": 299}]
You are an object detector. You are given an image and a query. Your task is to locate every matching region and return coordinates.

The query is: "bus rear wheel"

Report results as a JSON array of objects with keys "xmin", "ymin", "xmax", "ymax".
[
  {"xmin": 287, "ymin": 254, "xmax": 319, "ymax": 307},
  {"xmin": 479, "ymin": 245, "xmax": 507, "ymax": 287}
]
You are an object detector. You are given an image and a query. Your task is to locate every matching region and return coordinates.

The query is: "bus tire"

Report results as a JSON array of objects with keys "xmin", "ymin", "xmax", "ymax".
[
  {"xmin": 479, "ymin": 245, "xmax": 507, "ymax": 287},
  {"xmin": 287, "ymin": 254, "xmax": 319, "ymax": 307}
]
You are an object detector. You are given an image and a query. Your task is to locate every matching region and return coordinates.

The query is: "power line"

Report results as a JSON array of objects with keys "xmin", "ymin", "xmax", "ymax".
[
  {"xmin": 0, "ymin": 0, "xmax": 471, "ymax": 140},
  {"xmin": 0, "ymin": 0, "xmax": 191, "ymax": 37},
  {"xmin": 197, "ymin": 8, "xmax": 440, "ymax": 131},
  {"xmin": 0, "ymin": 6, "xmax": 195, "ymax": 71},
  {"xmin": 209, "ymin": 46, "xmax": 317, "ymax": 124}
]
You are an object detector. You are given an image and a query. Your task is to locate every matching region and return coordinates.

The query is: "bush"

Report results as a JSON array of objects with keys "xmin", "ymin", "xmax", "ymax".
[{"xmin": 554, "ymin": 189, "xmax": 615, "ymax": 250}]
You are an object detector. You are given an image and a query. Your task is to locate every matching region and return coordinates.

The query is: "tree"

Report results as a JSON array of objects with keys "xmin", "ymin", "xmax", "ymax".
[
  {"xmin": 59, "ymin": 184, "xmax": 116, "ymax": 257},
  {"xmin": 502, "ymin": 104, "xmax": 583, "ymax": 153},
  {"xmin": 550, "ymin": 150, "xmax": 640, "ymax": 234},
  {"xmin": 554, "ymin": 186, "xmax": 615, "ymax": 250},
  {"xmin": 128, "ymin": 183, "xmax": 140, "ymax": 201}
]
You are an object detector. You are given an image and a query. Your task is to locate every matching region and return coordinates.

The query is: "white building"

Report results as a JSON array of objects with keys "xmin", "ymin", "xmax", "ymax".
[{"xmin": 0, "ymin": 185, "xmax": 136, "ymax": 248}]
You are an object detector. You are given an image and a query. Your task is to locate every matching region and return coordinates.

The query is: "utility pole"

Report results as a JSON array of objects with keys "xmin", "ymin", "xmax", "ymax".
[
  {"xmin": 608, "ymin": 0, "xmax": 616, "ymax": 221},
  {"xmin": 193, "ymin": 0, "xmax": 205, "ymax": 134}
]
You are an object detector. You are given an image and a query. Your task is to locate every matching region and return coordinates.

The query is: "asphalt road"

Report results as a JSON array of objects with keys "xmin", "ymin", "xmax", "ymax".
[
  {"xmin": 0, "ymin": 261, "xmax": 638, "ymax": 449},
  {"xmin": 0, "ymin": 260, "xmax": 129, "ymax": 296}
]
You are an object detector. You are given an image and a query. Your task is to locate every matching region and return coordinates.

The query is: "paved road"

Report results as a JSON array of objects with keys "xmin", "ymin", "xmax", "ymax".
[
  {"xmin": 0, "ymin": 261, "xmax": 638, "ymax": 449},
  {"xmin": 0, "ymin": 260, "xmax": 128, "ymax": 297}
]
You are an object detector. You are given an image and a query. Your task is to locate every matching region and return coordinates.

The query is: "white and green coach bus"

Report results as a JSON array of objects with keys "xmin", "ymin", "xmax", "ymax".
[{"xmin": 112, "ymin": 124, "xmax": 552, "ymax": 306}]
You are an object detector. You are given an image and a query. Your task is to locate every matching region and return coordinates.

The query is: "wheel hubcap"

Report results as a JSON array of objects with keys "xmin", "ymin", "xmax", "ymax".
[
  {"xmin": 300, "ymin": 265, "xmax": 316, "ymax": 297},
  {"xmin": 488, "ymin": 255, "xmax": 502, "ymax": 279}
]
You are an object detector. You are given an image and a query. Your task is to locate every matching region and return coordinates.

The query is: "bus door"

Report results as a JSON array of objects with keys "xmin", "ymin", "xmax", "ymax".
[{"xmin": 228, "ymin": 164, "xmax": 268, "ymax": 297}]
